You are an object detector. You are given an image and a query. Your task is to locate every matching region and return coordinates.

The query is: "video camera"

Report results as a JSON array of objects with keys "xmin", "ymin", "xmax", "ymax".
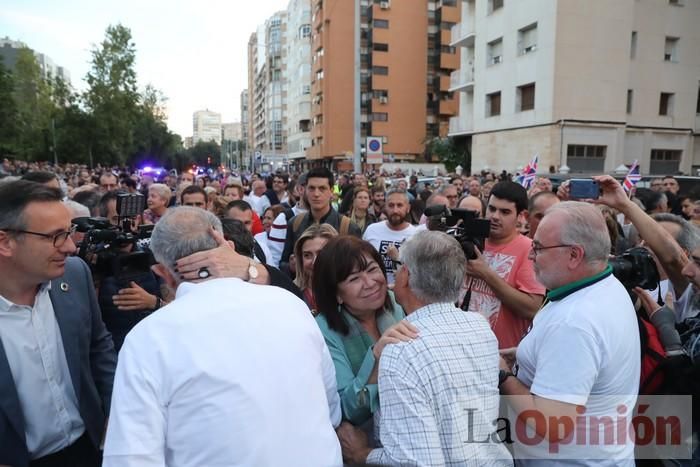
[
  {"xmin": 424, "ymin": 204, "xmax": 491, "ymax": 260},
  {"xmin": 74, "ymin": 193, "xmax": 155, "ymax": 285}
]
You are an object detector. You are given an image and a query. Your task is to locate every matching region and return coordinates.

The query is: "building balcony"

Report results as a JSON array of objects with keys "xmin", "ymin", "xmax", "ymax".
[
  {"xmin": 440, "ymin": 52, "xmax": 459, "ymax": 70},
  {"xmin": 450, "ymin": 22, "xmax": 475, "ymax": 48},
  {"xmin": 448, "ymin": 68, "xmax": 474, "ymax": 92},
  {"xmin": 448, "ymin": 115, "xmax": 472, "ymax": 135},
  {"xmin": 439, "ymin": 99, "xmax": 457, "ymax": 116}
]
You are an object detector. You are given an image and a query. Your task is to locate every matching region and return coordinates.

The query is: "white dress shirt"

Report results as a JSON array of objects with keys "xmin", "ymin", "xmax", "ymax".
[
  {"xmin": 0, "ymin": 283, "xmax": 84, "ymax": 459},
  {"xmin": 103, "ymin": 277, "xmax": 342, "ymax": 467}
]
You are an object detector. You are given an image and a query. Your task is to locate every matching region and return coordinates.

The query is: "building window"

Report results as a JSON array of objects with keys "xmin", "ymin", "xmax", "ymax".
[
  {"xmin": 566, "ymin": 145, "xmax": 606, "ymax": 173},
  {"xmin": 374, "ymin": 19, "xmax": 389, "ymax": 28},
  {"xmin": 669, "ymin": 0, "xmax": 683, "ymax": 5},
  {"xmin": 371, "ymin": 112, "xmax": 388, "ymax": 122},
  {"xmin": 517, "ymin": 83, "xmax": 535, "ymax": 111},
  {"xmin": 302, "ymin": 84, "xmax": 311, "ymax": 95},
  {"xmin": 518, "ymin": 23, "xmax": 538, "ymax": 55},
  {"xmin": 627, "ymin": 89, "xmax": 633, "ymax": 114},
  {"xmin": 486, "ymin": 91, "xmax": 501, "ymax": 117},
  {"xmin": 487, "ymin": 38, "xmax": 503, "ymax": 66},
  {"xmin": 630, "ymin": 31, "xmax": 637, "ymax": 59},
  {"xmin": 488, "ymin": 0, "xmax": 504, "ymax": 14},
  {"xmin": 299, "ymin": 24, "xmax": 311, "ymax": 38},
  {"xmin": 373, "ymin": 65, "xmax": 389, "ymax": 75},
  {"xmin": 373, "ymin": 43, "xmax": 389, "ymax": 52},
  {"xmin": 696, "ymin": 82, "xmax": 700, "ymax": 114},
  {"xmin": 650, "ymin": 149, "xmax": 681, "ymax": 174},
  {"xmin": 664, "ymin": 37, "xmax": 679, "ymax": 62},
  {"xmin": 659, "ymin": 92, "xmax": 674, "ymax": 116},
  {"xmin": 316, "ymin": 69, "xmax": 324, "ymax": 80}
]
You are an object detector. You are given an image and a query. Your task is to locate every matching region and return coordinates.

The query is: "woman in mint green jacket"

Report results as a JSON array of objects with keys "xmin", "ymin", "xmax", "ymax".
[{"xmin": 313, "ymin": 236, "xmax": 418, "ymax": 426}]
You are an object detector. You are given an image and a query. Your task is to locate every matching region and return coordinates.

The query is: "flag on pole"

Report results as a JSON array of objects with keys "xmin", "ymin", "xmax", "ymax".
[
  {"xmin": 622, "ymin": 160, "xmax": 641, "ymax": 193},
  {"xmin": 518, "ymin": 154, "xmax": 538, "ymax": 189}
]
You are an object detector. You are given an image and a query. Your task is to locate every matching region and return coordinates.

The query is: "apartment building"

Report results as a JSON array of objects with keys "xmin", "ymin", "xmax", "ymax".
[
  {"xmin": 306, "ymin": 0, "xmax": 461, "ymax": 168},
  {"xmin": 247, "ymin": 12, "xmax": 288, "ymax": 163},
  {"xmin": 449, "ymin": 0, "xmax": 700, "ymax": 175},
  {"xmin": 192, "ymin": 109, "xmax": 222, "ymax": 145},
  {"xmin": 240, "ymin": 89, "xmax": 249, "ymax": 144},
  {"xmin": 286, "ymin": 0, "xmax": 313, "ymax": 162},
  {"xmin": 0, "ymin": 37, "xmax": 71, "ymax": 84}
]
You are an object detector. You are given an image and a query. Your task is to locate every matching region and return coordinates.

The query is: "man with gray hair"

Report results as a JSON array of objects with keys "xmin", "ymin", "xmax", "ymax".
[
  {"xmin": 103, "ymin": 207, "xmax": 343, "ymax": 466},
  {"xmin": 338, "ymin": 230, "xmax": 512, "ymax": 466},
  {"xmin": 500, "ymin": 201, "xmax": 640, "ymax": 465}
]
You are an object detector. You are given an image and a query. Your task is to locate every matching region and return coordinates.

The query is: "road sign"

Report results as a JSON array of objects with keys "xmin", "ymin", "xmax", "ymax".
[{"xmin": 366, "ymin": 137, "xmax": 383, "ymax": 164}]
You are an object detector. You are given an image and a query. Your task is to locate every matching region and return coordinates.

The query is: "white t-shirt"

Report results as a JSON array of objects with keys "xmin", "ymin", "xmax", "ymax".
[
  {"xmin": 244, "ymin": 193, "xmax": 270, "ymax": 216},
  {"xmin": 363, "ymin": 221, "xmax": 417, "ymax": 284},
  {"xmin": 673, "ymin": 283, "xmax": 700, "ymax": 322},
  {"xmin": 104, "ymin": 278, "xmax": 342, "ymax": 467},
  {"xmin": 514, "ymin": 274, "xmax": 640, "ymax": 466},
  {"xmin": 253, "ymin": 232, "xmax": 274, "ymax": 267}
]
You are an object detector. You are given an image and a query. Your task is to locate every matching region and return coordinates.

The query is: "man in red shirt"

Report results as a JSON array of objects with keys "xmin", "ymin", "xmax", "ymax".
[{"xmin": 462, "ymin": 181, "xmax": 545, "ymax": 349}]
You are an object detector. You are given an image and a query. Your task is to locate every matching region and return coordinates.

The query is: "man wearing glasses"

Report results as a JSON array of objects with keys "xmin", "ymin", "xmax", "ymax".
[
  {"xmin": 499, "ymin": 201, "xmax": 639, "ymax": 465},
  {"xmin": 0, "ymin": 180, "xmax": 116, "ymax": 467}
]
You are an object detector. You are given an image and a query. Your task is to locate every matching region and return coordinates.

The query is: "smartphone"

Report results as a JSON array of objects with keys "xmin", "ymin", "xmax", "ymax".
[{"xmin": 569, "ymin": 179, "xmax": 599, "ymax": 200}]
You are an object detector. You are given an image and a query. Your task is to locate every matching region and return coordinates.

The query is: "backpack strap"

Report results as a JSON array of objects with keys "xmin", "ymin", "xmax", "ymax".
[
  {"xmin": 292, "ymin": 212, "xmax": 307, "ymax": 234},
  {"xmin": 339, "ymin": 215, "xmax": 350, "ymax": 236}
]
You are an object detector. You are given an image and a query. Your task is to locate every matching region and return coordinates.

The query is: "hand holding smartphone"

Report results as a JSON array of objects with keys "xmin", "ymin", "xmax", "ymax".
[{"xmin": 569, "ymin": 179, "xmax": 600, "ymax": 200}]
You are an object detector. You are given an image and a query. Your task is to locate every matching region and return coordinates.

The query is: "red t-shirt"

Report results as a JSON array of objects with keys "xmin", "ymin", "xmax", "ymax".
[{"xmin": 462, "ymin": 234, "xmax": 545, "ymax": 349}]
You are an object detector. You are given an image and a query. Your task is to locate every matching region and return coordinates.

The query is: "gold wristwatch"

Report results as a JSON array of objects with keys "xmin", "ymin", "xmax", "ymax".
[{"xmin": 247, "ymin": 259, "xmax": 259, "ymax": 282}]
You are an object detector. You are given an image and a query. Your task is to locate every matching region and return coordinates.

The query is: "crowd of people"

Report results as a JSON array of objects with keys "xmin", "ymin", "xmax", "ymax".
[{"xmin": 1, "ymin": 156, "xmax": 700, "ymax": 466}]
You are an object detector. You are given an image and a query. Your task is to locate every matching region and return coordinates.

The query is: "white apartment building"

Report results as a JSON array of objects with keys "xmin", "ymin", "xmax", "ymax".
[
  {"xmin": 285, "ymin": 0, "xmax": 312, "ymax": 161},
  {"xmin": 449, "ymin": 0, "xmax": 700, "ymax": 176},
  {"xmin": 193, "ymin": 109, "xmax": 222, "ymax": 145},
  {"xmin": 0, "ymin": 37, "xmax": 71, "ymax": 84},
  {"xmin": 248, "ymin": 12, "xmax": 288, "ymax": 161}
]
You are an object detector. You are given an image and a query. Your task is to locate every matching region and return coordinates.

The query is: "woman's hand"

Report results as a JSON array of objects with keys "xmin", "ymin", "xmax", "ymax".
[
  {"xmin": 113, "ymin": 281, "xmax": 157, "ymax": 311},
  {"xmin": 373, "ymin": 320, "xmax": 419, "ymax": 359}
]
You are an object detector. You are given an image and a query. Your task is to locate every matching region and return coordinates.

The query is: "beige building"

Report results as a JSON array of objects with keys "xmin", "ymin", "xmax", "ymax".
[
  {"xmin": 306, "ymin": 0, "xmax": 461, "ymax": 169},
  {"xmin": 247, "ymin": 12, "xmax": 288, "ymax": 165},
  {"xmin": 286, "ymin": 0, "xmax": 313, "ymax": 163},
  {"xmin": 450, "ymin": 0, "xmax": 700, "ymax": 176},
  {"xmin": 192, "ymin": 109, "xmax": 222, "ymax": 145}
]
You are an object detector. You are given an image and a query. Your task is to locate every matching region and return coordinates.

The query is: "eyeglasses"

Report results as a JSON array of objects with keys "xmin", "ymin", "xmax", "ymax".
[
  {"xmin": 530, "ymin": 242, "xmax": 574, "ymax": 256},
  {"xmin": 4, "ymin": 225, "xmax": 77, "ymax": 247}
]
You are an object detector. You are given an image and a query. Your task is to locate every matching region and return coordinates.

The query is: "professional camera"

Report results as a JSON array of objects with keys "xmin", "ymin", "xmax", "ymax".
[
  {"xmin": 609, "ymin": 246, "xmax": 660, "ymax": 290},
  {"xmin": 424, "ymin": 204, "xmax": 491, "ymax": 260},
  {"xmin": 74, "ymin": 193, "xmax": 154, "ymax": 284}
]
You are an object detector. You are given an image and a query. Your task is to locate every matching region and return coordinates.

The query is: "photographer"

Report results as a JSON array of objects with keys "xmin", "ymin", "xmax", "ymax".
[
  {"xmin": 462, "ymin": 181, "xmax": 545, "ymax": 349},
  {"xmin": 593, "ymin": 175, "xmax": 699, "ymax": 321}
]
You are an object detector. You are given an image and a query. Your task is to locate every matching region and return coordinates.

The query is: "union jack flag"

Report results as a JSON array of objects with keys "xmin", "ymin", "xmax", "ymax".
[
  {"xmin": 622, "ymin": 160, "xmax": 641, "ymax": 193},
  {"xmin": 518, "ymin": 154, "xmax": 538, "ymax": 189}
]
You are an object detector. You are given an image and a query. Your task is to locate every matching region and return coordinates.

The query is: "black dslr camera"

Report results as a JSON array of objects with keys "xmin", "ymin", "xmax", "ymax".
[
  {"xmin": 609, "ymin": 246, "xmax": 660, "ymax": 291},
  {"xmin": 424, "ymin": 204, "xmax": 491, "ymax": 260}
]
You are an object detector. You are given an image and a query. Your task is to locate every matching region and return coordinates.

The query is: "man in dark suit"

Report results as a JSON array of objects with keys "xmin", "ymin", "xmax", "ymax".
[{"xmin": 0, "ymin": 180, "xmax": 116, "ymax": 467}]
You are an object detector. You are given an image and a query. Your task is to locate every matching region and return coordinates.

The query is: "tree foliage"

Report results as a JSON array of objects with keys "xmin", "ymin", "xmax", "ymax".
[{"xmin": 425, "ymin": 137, "xmax": 469, "ymax": 173}]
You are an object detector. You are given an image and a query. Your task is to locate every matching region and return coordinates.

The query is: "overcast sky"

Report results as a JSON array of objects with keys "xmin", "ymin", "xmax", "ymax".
[{"xmin": 1, "ymin": 0, "xmax": 289, "ymax": 137}]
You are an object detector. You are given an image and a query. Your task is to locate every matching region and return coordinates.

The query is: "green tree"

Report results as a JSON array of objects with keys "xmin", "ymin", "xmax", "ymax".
[
  {"xmin": 130, "ymin": 84, "xmax": 182, "ymax": 167},
  {"xmin": 188, "ymin": 140, "xmax": 221, "ymax": 167},
  {"xmin": 0, "ymin": 57, "xmax": 17, "ymax": 156},
  {"xmin": 84, "ymin": 24, "xmax": 140, "ymax": 166},
  {"xmin": 12, "ymin": 47, "xmax": 54, "ymax": 161},
  {"xmin": 425, "ymin": 137, "xmax": 470, "ymax": 173}
]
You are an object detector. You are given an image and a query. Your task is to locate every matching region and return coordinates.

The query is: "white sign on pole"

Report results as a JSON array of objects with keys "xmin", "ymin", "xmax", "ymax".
[{"xmin": 366, "ymin": 137, "xmax": 383, "ymax": 164}]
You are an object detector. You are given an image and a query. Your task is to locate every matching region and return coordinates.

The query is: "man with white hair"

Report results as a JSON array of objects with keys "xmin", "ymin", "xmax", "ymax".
[
  {"xmin": 103, "ymin": 207, "xmax": 342, "ymax": 466},
  {"xmin": 499, "ymin": 201, "xmax": 640, "ymax": 465},
  {"xmin": 338, "ymin": 230, "xmax": 512, "ymax": 466}
]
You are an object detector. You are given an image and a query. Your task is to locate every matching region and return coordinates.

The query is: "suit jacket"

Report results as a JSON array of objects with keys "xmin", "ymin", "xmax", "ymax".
[{"xmin": 0, "ymin": 257, "xmax": 117, "ymax": 467}]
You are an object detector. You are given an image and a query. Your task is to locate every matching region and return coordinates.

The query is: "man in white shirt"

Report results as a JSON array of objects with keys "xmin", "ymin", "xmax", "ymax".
[
  {"xmin": 338, "ymin": 231, "xmax": 512, "ymax": 466},
  {"xmin": 103, "ymin": 207, "xmax": 342, "ymax": 467},
  {"xmin": 245, "ymin": 179, "xmax": 271, "ymax": 216},
  {"xmin": 363, "ymin": 189, "xmax": 417, "ymax": 284},
  {"xmin": 499, "ymin": 201, "xmax": 640, "ymax": 465}
]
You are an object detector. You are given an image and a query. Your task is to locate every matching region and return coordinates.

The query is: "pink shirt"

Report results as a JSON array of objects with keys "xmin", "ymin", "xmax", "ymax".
[{"xmin": 462, "ymin": 234, "xmax": 545, "ymax": 349}]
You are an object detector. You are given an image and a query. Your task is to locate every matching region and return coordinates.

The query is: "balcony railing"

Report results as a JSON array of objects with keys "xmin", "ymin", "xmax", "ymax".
[
  {"xmin": 449, "ymin": 116, "xmax": 472, "ymax": 135},
  {"xmin": 450, "ymin": 22, "xmax": 475, "ymax": 47},
  {"xmin": 449, "ymin": 68, "xmax": 474, "ymax": 90}
]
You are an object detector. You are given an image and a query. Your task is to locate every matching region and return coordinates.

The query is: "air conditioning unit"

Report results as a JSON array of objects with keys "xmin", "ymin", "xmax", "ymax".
[
  {"xmin": 492, "ymin": 55, "xmax": 502, "ymax": 64},
  {"xmin": 380, "ymin": 1, "xmax": 390, "ymax": 9},
  {"xmin": 664, "ymin": 53, "xmax": 673, "ymax": 61},
  {"xmin": 379, "ymin": 96, "xmax": 388, "ymax": 104},
  {"xmin": 524, "ymin": 45, "xmax": 537, "ymax": 54}
]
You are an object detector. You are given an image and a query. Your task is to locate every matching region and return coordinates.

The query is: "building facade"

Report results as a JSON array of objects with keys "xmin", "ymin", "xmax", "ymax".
[
  {"xmin": 285, "ymin": 0, "xmax": 313, "ymax": 162},
  {"xmin": 449, "ymin": 0, "xmax": 700, "ymax": 176},
  {"xmin": 304, "ymin": 0, "xmax": 460, "ymax": 168},
  {"xmin": 240, "ymin": 89, "xmax": 249, "ymax": 145},
  {"xmin": 0, "ymin": 37, "xmax": 71, "ymax": 84},
  {"xmin": 192, "ymin": 109, "xmax": 222, "ymax": 145},
  {"xmin": 247, "ymin": 12, "xmax": 288, "ymax": 168}
]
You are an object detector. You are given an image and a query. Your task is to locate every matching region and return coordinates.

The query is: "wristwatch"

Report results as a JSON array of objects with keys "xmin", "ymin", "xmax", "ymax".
[
  {"xmin": 247, "ymin": 259, "xmax": 259, "ymax": 282},
  {"xmin": 498, "ymin": 369, "xmax": 514, "ymax": 387}
]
